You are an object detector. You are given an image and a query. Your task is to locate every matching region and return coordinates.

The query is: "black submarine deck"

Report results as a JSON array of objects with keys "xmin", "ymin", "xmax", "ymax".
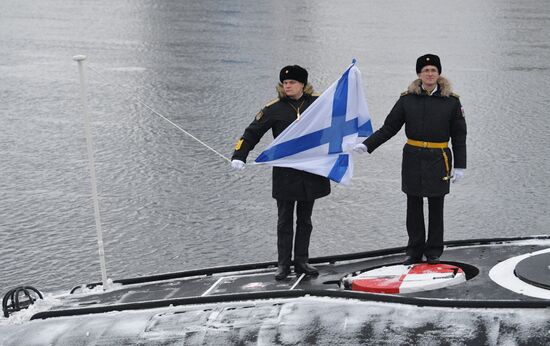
[{"xmin": 31, "ymin": 236, "xmax": 550, "ymax": 320}]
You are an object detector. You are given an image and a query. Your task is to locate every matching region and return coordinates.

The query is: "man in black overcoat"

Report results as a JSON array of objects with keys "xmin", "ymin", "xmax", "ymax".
[
  {"xmin": 355, "ymin": 54, "xmax": 467, "ymax": 264},
  {"xmin": 231, "ymin": 65, "xmax": 331, "ymax": 279}
]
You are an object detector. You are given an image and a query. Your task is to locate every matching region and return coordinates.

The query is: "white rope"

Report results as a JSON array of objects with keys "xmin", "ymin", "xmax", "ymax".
[{"xmin": 87, "ymin": 65, "xmax": 231, "ymax": 163}]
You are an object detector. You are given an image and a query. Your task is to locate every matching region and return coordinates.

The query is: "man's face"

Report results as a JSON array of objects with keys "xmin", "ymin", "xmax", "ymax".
[
  {"xmin": 282, "ymin": 79, "xmax": 304, "ymax": 99},
  {"xmin": 418, "ymin": 66, "xmax": 440, "ymax": 88}
]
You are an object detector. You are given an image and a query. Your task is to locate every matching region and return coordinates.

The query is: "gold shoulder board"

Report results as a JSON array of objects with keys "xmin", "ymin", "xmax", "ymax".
[
  {"xmin": 450, "ymin": 92, "xmax": 460, "ymax": 98},
  {"xmin": 311, "ymin": 93, "xmax": 321, "ymax": 97},
  {"xmin": 264, "ymin": 98, "xmax": 280, "ymax": 108},
  {"xmin": 400, "ymin": 91, "xmax": 409, "ymax": 97}
]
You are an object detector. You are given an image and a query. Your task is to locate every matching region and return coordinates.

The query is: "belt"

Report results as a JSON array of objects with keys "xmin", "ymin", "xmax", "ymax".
[
  {"xmin": 406, "ymin": 139, "xmax": 448, "ymax": 149},
  {"xmin": 406, "ymin": 139, "xmax": 452, "ymax": 181}
]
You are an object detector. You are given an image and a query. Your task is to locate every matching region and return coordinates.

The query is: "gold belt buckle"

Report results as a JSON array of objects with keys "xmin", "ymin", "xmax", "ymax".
[{"xmin": 422, "ymin": 141, "xmax": 428, "ymax": 148}]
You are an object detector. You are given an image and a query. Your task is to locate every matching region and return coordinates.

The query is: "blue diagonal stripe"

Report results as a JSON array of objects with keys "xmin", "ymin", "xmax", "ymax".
[
  {"xmin": 255, "ymin": 118, "xmax": 358, "ymax": 162},
  {"xmin": 256, "ymin": 65, "xmax": 358, "ymax": 163},
  {"xmin": 358, "ymin": 119, "xmax": 373, "ymax": 137},
  {"xmin": 256, "ymin": 63, "xmax": 369, "ymax": 183},
  {"xmin": 328, "ymin": 154, "xmax": 349, "ymax": 183},
  {"xmin": 328, "ymin": 68, "xmax": 350, "ymax": 154}
]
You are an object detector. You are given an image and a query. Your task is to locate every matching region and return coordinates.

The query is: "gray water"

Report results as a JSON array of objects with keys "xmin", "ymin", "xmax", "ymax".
[{"xmin": 1, "ymin": 0, "xmax": 549, "ymax": 293}]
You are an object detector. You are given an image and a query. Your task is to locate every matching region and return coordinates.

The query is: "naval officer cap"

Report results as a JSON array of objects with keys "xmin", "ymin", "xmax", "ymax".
[
  {"xmin": 416, "ymin": 54, "xmax": 442, "ymax": 74},
  {"xmin": 279, "ymin": 65, "xmax": 308, "ymax": 84}
]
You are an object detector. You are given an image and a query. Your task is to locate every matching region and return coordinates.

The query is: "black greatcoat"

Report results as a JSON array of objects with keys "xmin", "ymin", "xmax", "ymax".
[
  {"xmin": 232, "ymin": 91, "xmax": 331, "ymax": 201},
  {"xmin": 364, "ymin": 77, "xmax": 467, "ymax": 197}
]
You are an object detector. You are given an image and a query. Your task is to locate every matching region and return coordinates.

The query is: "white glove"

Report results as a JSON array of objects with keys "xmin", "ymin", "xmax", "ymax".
[
  {"xmin": 353, "ymin": 143, "xmax": 368, "ymax": 154},
  {"xmin": 231, "ymin": 159, "xmax": 245, "ymax": 171},
  {"xmin": 451, "ymin": 168, "xmax": 464, "ymax": 183}
]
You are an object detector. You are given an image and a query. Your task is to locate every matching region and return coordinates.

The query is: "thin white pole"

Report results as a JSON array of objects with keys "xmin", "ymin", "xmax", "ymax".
[{"xmin": 73, "ymin": 55, "xmax": 109, "ymax": 290}]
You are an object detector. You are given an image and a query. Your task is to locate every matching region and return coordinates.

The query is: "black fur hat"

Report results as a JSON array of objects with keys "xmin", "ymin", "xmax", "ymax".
[
  {"xmin": 416, "ymin": 54, "xmax": 442, "ymax": 74},
  {"xmin": 279, "ymin": 65, "xmax": 308, "ymax": 84}
]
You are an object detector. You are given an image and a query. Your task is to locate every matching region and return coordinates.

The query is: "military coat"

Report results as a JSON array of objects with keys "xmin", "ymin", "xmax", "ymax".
[{"xmin": 363, "ymin": 77, "xmax": 467, "ymax": 197}]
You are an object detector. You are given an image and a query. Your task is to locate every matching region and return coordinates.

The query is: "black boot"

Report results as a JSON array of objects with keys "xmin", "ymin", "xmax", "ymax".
[
  {"xmin": 294, "ymin": 261, "xmax": 319, "ymax": 276},
  {"xmin": 403, "ymin": 256, "xmax": 421, "ymax": 265},
  {"xmin": 426, "ymin": 256, "xmax": 440, "ymax": 264},
  {"xmin": 275, "ymin": 265, "xmax": 291, "ymax": 280}
]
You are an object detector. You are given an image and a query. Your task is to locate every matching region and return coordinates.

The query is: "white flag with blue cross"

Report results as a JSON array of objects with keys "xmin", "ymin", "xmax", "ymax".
[{"xmin": 254, "ymin": 60, "xmax": 373, "ymax": 185}]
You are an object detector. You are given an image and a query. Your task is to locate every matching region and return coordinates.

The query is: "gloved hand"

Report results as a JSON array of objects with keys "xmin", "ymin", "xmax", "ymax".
[
  {"xmin": 353, "ymin": 143, "xmax": 368, "ymax": 154},
  {"xmin": 451, "ymin": 168, "xmax": 464, "ymax": 183},
  {"xmin": 231, "ymin": 159, "xmax": 245, "ymax": 171}
]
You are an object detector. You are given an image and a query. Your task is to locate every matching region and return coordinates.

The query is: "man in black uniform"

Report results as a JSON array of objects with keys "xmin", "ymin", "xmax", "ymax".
[
  {"xmin": 231, "ymin": 65, "xmax": 331, "ymax": 280},
  {"xmin": 354, "ymin": 54, "xmax": 467, "ymax": 265}
]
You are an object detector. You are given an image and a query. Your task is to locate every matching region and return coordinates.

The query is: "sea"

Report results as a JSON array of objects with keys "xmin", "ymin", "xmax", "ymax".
[{"xmin": 1, "ymin": 0, "xmax": 549, "ymax": 293}]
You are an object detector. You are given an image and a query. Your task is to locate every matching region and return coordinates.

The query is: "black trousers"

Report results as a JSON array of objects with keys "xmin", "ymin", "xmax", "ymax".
[
  {"xmin": 406, "ymin": 195, "xmax": 445, "ymax": 259},
  {"xmin": 276, "ymin": 199, "xmax": 315, "ymax": 267}
]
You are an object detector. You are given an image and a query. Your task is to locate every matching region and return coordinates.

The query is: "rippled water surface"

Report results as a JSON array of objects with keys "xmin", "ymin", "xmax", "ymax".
[{"xmin": 1, "ymin": 0, "xmax": 549, "ymax": 292}]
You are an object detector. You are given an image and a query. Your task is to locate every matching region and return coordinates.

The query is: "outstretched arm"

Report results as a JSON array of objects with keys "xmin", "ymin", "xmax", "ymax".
[{"xmin": 362, "ymin": 97, "xmax": 406, "ymax": 153}]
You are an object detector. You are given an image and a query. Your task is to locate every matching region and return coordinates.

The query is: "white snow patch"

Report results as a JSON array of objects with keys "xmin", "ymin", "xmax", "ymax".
[
  {"xmin": 0, "ymin": 292, "xmax": 64, "ymax": 325},
  {"xmin": 71, "ymin": 279, "xmax": 124, "ymax": 295},
  {"xmin": 0, "ymin": 296, "xmax": 548, "ymax": 345}
]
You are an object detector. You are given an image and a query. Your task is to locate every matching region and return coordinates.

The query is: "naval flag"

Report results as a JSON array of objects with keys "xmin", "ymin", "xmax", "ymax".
[{"xmin": 254, "ymin": 61, "xmax": 373, "ymax": 185}]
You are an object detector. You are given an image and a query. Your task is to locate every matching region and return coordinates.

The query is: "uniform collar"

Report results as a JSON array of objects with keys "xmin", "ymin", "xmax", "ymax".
[
  {"xmin": 421, "ymin": 83, "xmax": 439, "ymax": 96},
  {"xmin": 285, "ymin": 93, "xmax": 307, "ymax": 102}
]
